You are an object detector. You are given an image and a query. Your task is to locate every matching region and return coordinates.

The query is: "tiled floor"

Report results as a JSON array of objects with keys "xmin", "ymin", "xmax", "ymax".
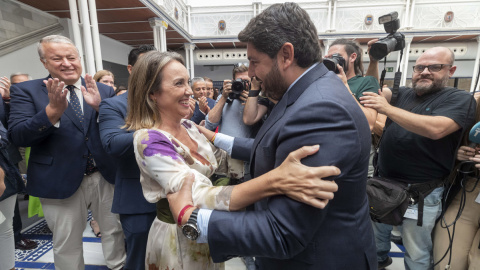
[{"xmin": 15, "ymin": 217, "xmax": 406, "ymax": 270}]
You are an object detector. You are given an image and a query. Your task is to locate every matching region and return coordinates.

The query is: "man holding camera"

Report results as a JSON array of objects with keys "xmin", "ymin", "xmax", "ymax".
[
  {"xmin": 360, "ymin": 47, "xmax": 476, "ymax": 270},
  {"xmin": 206, "ymin": 65, "xmax": 261, "ymax": 182},
  {"xmin": 325, "ymin": 39, "xmax": 379, "ymax": 130}
]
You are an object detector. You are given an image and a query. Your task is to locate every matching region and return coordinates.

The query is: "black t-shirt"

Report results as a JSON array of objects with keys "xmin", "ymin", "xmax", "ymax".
[{"xmin": 378, "ymin": 87, "xmax": 476, "ymax": 183}]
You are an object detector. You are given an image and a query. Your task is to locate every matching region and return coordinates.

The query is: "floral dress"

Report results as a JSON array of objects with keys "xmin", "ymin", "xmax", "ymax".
[{"xmin": 133, "ymin": 119, "xmax": 233, "ymax": 270}]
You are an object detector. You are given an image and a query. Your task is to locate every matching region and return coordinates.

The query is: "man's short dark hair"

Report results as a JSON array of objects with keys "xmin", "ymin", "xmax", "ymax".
[
  {"xmin": 331, "ymin": 39, "xmax": 364, "ymax": 76},
  {"xmin": 238, "ymin": 2, "xmax": 321, "ymax": 68},
  {"xmin": 128, "ymin": 45, "xmax": 156, "ymax": 66}
]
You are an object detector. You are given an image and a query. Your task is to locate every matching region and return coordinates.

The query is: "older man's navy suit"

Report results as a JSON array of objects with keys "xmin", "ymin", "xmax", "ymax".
[
  {"xmin": 99, "ymin": 92, "xmax": 156, "ymax": 270},
  {"xmin": 8, "ymin": 77, "xmax": 116, "ymax": 198},
  {"xmin": 207, "ymin": 63, "xmax": 377, "ymax": 269}
]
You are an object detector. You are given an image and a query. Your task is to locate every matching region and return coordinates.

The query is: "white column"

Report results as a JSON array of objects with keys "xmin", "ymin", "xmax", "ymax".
[
  {"xmin": 187, "ymin": 6, "xmax": 192, "ymax": 34},
  {"xmin": 68, "ymin": 0, "xmax": 85, "ymax": 76},
  {"xmin": 185, "ymin": 43, "xmax": 195, "ymax": 78},
  {"xmin": 404, "ymin": 0, "xmax": 410, "ymax": 29},
  {"xmin": 331, "ymin": 0, "xmax": 338, "ymax": 31},
  {"xmin": 149, "ymin": 18, "xmax": 168, "ymax": 52},
  {"xmin": 88, "ymin": 0, "xmax": 102, "ymax": 71},
  {"xmin": 78, "ymin": 0, "xmax": 95, "ymax": 74},
  {"xmin": 401, "ymin": 36, "xmax": 413, "ymax": 86},
  {"xmin": 470, "ymin": 36, "xmax": 480, "ymax": 92},
  {"xmin": 409, "ymin": 0, "xmax": 416, "ymax": 28},
  {"xmin": 324, "ymin": 39, "xmax": 333, "ymax": 55},
  {"xmin": 184, "ymin": 43, "xmax": 191, "ymax": 77},
  {"xmin": 327, "ymin": 0, "xmax": 332, "ymax": 30}
]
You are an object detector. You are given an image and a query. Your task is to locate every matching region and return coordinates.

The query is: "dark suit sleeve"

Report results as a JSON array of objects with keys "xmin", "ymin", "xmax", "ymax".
[
  {"xmin": 98, "ymin": 98, "xmax": 134, "ymax": 157},
  {"xmin": 8, "ymin": 84, "xmax": 56, "ymax": 147},
  {"xmin": 207, "ymin": 99, "xmax": 363, "ymax": 262},
  {"xmin": 231, "ymin": 137, "xmax": 253, "ymax": 161},
  {"xmin": 190, "ymin": 103, "xmax": 205, "ymax": 124}
]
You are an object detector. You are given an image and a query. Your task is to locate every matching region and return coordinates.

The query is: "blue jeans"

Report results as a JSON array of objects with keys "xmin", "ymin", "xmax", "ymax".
[{"xmin": 372, "ymin": 186, "xmax": 443, "ymax": 270}]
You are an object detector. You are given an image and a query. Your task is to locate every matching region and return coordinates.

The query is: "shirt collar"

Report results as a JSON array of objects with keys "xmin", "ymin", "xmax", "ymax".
[{"xmin": 286, "ymin": 62, "xmax": 318, "ymax": 93}]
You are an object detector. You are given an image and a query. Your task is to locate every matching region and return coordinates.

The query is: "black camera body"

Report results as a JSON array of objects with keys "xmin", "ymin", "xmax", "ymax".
[
  {"xmin": 229, "ymin": 78, "xmax": 249, "ymax": 100},
  {"xmin": 369, "ymin": 12, "xmax": 405, "ymax": 61},
  {"xmin": 323, "ymin": 53, "xmax": 346, "ymax": 74}
]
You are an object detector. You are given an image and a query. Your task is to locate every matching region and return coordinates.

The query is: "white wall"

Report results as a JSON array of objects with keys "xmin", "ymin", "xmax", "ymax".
[
  {"xmin": 194, "ymin": 65, "xmax": 235, "ymax": 81},
  {"xmin": 99, "ymin": 35, "xmax": 133, "ymax": 66},
  {"xmin": 0, "ymin": 42, "xmax": 48, "ymax": 79}
]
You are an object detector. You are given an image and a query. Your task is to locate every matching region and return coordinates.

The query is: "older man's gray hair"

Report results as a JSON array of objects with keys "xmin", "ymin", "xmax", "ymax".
[
  {"xmin": 37, "ymin": 35, "xmax": 79, "ymax": 60},
  {"xmin": 10, "ymin": 72, "xmax": 32, "ymax": 81},
  {"xmin": 191, "ymin": 77, "xmax": 205, "ymax": 87}
]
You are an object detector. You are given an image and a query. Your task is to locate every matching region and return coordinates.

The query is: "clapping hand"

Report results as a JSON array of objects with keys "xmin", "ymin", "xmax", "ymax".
[{"xmin": 82, "ymin": 74, "xmax": 101, "ymax": 112}]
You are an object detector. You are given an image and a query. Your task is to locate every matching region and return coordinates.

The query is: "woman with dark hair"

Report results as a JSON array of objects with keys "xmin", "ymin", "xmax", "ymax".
[{"xmin": 125, "ymin": 50, "xmax": 339, "ymax": 270}]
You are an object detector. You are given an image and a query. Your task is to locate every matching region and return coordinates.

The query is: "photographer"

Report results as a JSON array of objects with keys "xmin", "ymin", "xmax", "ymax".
[
  {"xmin": 242, "ymin": 76, "xmax": 276, "ymax": 126},
  {"xmin": 325, "ymin": 39, "xmax": 379, "ymax": 130}
]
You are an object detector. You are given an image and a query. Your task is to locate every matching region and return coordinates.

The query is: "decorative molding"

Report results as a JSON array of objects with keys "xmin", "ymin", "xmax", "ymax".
[{"xmin": 0, "ymin": 23, "xmax": 63, "ymax": 57}]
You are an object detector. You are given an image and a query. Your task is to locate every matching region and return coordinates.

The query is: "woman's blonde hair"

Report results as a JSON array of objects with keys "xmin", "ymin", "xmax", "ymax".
[
  {"xmin": 124, "ymin": 51, "xmax": 185, "ymax": 130},
  {"xmin": 93, "ymin": 70, "xmax": 114, "ymax": 82}
]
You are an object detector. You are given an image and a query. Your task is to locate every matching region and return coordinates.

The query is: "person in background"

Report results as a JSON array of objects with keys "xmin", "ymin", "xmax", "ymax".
[
  {"xmin": 8, "ymin": 35, "xmax": 125, "ymax": 270},
  {"xmin": 115, "ymin": 85, "xmax": 127, "ymax": 96},
  {"xmin": 433, "ymin": 93, "xmax": 480, "ymax": 270},
  {"xmin": 361, "ymin": 47, "xmax": 476, "ymax": 270},
  {"xmin": 93, "ymin": 70, "xmax": 115, "ymax": 89},
  {"xmin": 98, "ymin": 44, "xmax": 157, "ymax": 270}
]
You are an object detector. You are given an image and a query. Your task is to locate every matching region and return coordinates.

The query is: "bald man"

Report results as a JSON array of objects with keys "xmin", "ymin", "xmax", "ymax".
[{"xmin": 360, "ymin": 47, "xmax": 476, "ymax": 270}]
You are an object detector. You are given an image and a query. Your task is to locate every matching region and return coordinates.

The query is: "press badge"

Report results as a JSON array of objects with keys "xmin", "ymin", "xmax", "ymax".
[
  {"xmin": 475, "ymin": 191, "xmax": 480, "ymax": 205},
  {"xmin": 404, "ymin": 205, "xmax": 418, "ymax": 220}
]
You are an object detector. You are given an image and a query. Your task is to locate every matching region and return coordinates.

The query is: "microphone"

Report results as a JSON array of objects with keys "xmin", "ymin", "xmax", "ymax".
[{"xmin": 468, "ymin": 122, "xmax": 480, "ymax": 147}]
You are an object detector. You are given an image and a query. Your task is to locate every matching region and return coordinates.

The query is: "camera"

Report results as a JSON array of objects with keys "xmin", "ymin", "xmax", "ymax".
[
  {"xmin": 323, "ymin": 53, "xmax": 346, "ymax": 74},
  {"xmin": 229, "ymin": 79, "xmax": 249, "ymax": 100},
  {"xmin": 369, "ymin": 12, "xmax": 405, "ymax": 61}
]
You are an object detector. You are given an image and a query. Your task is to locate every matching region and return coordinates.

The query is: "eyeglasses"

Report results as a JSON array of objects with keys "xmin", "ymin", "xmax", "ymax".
[{"xmin": 412, "ymin": 64, "xmax": 452, "ymax": 73}]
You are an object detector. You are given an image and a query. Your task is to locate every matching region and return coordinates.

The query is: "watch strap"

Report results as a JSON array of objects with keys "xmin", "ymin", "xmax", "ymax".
[{"xmin": 248, "ymin": 90, "xmax": 261, "ymax": 97}]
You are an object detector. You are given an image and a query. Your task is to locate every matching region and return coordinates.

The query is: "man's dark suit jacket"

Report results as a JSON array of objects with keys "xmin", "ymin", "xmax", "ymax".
[
  {"xmin": 98, "ymin": 92, "xmax": 155, "ymax": 214},
  {"xmin": 8, "ymin": 77, "xmax": 116, "ymax": 199},
  {"xmin": 207, "ymin": 63, "xmax": 377, "ymax": 269},
  {"xmin": 191, "ymin": 97, "xmax": 216, "ymax": 124}
]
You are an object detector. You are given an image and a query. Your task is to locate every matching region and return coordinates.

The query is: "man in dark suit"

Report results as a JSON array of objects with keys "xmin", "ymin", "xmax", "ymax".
[
  {"xmin": 190, "ymin": 77, "xmax": 215, "ymax": 124},
  {"xmin": 168, "ymin": 3, "xmax": 376, "ymax": 269},
  {"xmin": 99, "ymin": 44, "xmax": 156, "ymax": 270},
  {"xmin": 8, "ymin": 35, "xmax": 125, "ymax": 270}
]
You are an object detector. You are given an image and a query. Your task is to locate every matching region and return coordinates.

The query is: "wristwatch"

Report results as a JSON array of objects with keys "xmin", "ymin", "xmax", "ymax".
[{"xmin": 182, "ymin": 208, "xmax": 200, "ymax": 240}]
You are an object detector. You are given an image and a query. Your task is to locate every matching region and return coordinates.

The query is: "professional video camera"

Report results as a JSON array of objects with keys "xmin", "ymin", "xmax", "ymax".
[
  {"xmin": 229, "ymin": 78, "xmax": 249, "ymax": 100},
  {"xmin": 369, "ymin": 12, "xmax": 405, "ymax": 61},
  {"xmin": 323, "ymin": 53, "xmax": 346, "ymax": 74}
]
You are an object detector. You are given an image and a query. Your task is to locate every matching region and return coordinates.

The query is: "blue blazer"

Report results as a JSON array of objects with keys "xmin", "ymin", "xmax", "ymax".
[
  {"xmin": 207, "ymin": 64, "xmax": 377, "ymax": 269},
  {"xmin": 98, "ymin": 92, "xmax": 156, "ymax": 214},
  {"xmin": 191, "ymin": 97, "xmax": 216, "ymax": 124},
  {"xmin": 8, "ymin": 77, "xmax": 117, "ymax": 199}
]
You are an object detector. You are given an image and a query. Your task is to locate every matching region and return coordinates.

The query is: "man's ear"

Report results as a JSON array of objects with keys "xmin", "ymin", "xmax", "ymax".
[
  {"xmin": 127, "ymin": 65, "xmax": 133, "ymax": 74},
  {"xmin": 448, "ymin": 65, "xmax": 457, "ymax": 77},
  {"xmin": 349, "ymin": 52, "xmax": 357, "ymax": 64},
  {"xmin": 278, "ymin": 42, "xmax": 295, "ymax": 70}
]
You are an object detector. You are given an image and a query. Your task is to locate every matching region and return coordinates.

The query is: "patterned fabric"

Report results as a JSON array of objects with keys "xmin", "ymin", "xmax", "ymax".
[
  {"xmin": 133, "ymin": 119, "xmax": 232, "ymax": 270},
  {"xmin": 67, "ymin": 85, "xmax": 96, "ymax": 175}
]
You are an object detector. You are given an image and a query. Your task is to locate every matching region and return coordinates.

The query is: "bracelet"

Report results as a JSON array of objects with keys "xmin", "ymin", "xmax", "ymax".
[
  {"xmin": 248, "ymin": 90, "xmax": 261, "ymax": 97},
  {"xmin": 178, "ymin": 204, "xmax": 194, "ymax": 226},
  {"xmin": 210, "ymin": 133, "xmax": 217, "ymax": 143}
]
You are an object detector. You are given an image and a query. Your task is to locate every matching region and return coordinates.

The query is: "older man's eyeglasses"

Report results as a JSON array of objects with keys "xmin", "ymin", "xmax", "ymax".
[{"xmin": 412, "ymin": 64, "xmax": 452, "ymax": 73}]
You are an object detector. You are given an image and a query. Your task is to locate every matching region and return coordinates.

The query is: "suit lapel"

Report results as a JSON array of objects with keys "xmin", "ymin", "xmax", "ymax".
[
  {"xmin": 41, "ymin": 77, "xmax": 84, "ymax": 132},
  {"xmin": 249, "ymin": 63, "xmax": 329, "ymax": 175}
]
